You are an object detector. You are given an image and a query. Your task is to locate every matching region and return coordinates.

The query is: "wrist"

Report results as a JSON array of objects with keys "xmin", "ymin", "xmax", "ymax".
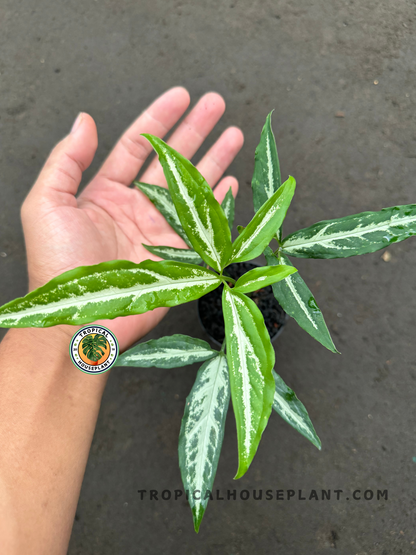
[
  {"xmin": 9, "ymin": 326, "xmax": 77, "ymax": 358},
  {"xmin": 0, "ymin": 325, "xmax": 110, "ymax": 406}
]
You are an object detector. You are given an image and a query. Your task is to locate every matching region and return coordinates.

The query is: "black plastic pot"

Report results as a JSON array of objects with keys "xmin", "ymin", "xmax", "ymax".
[{"xmin": 197, "ymin": 262, "xmax": 289, "ymax": 348}]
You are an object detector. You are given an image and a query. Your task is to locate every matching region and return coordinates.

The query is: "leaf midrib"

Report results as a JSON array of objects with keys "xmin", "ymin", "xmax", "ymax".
[
  {"xmin": 227, "ymin": 291, "xmax": 253, "ymax": 456},
  {"xmin": 0, "ymin": 275, "xmax": 220, "ymax": 320},
  {"xmin": 165, "ymin": 153, "xmax": 222, "ymax": 268},
  {"xmin": 188, "ymin": 356, "xmax": 226, "ymax": 514},
  {"xmin": 283, "ymin": 213, "xmax": 416, "ymax": 250},
  {"xmin": 123, "ymin": 348, "xmax": 215, "ymax": 362}
]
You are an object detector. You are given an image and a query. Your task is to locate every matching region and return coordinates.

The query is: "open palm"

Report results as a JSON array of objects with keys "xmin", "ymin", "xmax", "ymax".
[{"xmin": 21, "ymin": 88, "xmax": 244, "ymax": 351}]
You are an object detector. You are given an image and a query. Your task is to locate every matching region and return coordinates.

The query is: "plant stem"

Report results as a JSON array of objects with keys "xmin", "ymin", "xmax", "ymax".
[
  {"xmin": 220, "ymin": 275, "xmax": 236, "ymax": 285},
  {"xmin": 220, "ymin": 338, "xmax": 226, "ymax": 353}
]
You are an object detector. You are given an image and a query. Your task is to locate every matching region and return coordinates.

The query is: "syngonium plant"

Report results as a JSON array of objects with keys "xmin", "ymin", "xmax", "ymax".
[{"xmin": 1, "ymin": 113, "xmax": 416, "ymax": 532}]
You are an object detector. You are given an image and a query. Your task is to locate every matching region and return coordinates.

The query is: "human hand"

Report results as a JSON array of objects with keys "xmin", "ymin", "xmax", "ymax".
[{"xmin": 20, "ymin": 88, "xmax": 244, "ymax": 351}]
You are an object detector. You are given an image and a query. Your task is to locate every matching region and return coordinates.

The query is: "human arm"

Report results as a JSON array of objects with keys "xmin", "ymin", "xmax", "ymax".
[{"xmin": 0, "ymin": 87, "xmax": 243, "ymax": 554}]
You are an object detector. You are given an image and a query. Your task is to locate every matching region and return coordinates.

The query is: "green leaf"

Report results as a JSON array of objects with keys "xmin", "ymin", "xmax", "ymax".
[
  {"xmin": 142, "ymin": 244, "xmax": 203, "ymax": 264},
  {"xmin": 135, "ymin": 182, "xmax": 191, "ymax": 246},
  {"xmin": 281, "ymin": 204, "xmax": 416, "ymax": 259},
  {"xmin": 229, "ymin": 176, "xmax": 296, "ymax": 264},
  {"xmin": 251, "ymin": 112, "xmax": 283, "ymax": 242},
  {"xmin": 272, "ymin": 370, "xmax": 321, "ymax": 450},
  {"xmin": 251, "ymin": 111, "xmax": 281, "ymax": 212},
  {"xmin": 264, "ymin": 248, "xmax": 338, "ymax": 353},
  {"xmin": 179, "ymin": 354, "xmax": 230, "ymax": 533},
  {"xmin": 233, "ymin": 265, "xmax": 298, "ymax": 294},
  {"xmin": 115, "ymin": 334, "xmax": 217, "ymax": 368},
  {"xmin": 221, "ymin": 187, "xmax": 235, "ymax": 231},
  {"xmin": 0, "ymin": 260, "xmax": 221, "ymax": 328},
  {"xmin": 142, "ymin": 135, "xmax": 232, "ymax": 272},
  {"xmin": 236, "ymin": 225, "xmax": 245, "ymax": 235},
  {"xmin": 222, "ymin": 286, "xmax": 275, "ymax": 479}
]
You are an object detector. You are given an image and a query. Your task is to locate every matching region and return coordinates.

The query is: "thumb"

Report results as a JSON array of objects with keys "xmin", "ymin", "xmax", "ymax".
[{"xmin": 27, "ymin": 113, "xmax": 98, "ymax": 207}]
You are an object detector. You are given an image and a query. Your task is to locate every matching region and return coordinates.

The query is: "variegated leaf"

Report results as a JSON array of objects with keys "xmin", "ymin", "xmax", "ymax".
[
  {"xmin": 251, "ymin": 112, "xmax": 281, "ymax": 212},
  {"xmin": 233, "ymin": 264, "xmax": 298, "ymax": 294},
  {"xmin": 229, "ymin": 176, "xmax": 296, "ymax": 264},
  {"xmin": 264, "ymin": 247, "xmax": 338, "ymax": 353},
  {"xmin": 251, "ymin": 112, "xmax": 283, "ymax": 241},
  {"xmin": 222, "ymin": 286, "xmax": 275, "ymax": 479},
  {"xmin": 0, "ymin": 260, "xmax": 221, "ymax": 328},
  {"xmin": 272, "ymin": 370, "xmax": 321, "ymax": 450},
  {"xmin": 221, "ymin": 186, "xmax": 235, "ymax": 231},
  {"xmin": 135, "ymin": 182, "xmax": 191, "ymax": 246},
  {"xmin": 179, "ymin": 354, "xmax": 230, "ymax": 532},
  {"xmin": 142, "ymin": 135, "xmax": 232, "ymax": 272},
  {"xmin": 115, "ymin": 334, "xmax": 217, "ymax": 368},
  {"xmin": 142, "ymin": 244, "xmax": 203, "ymax": 264},
  {"xmin": 281, "ymin": 204, "xmax": 416, "ymax": 259}
]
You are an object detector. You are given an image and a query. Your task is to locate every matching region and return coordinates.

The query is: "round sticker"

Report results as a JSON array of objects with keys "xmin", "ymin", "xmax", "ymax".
[{"xmin": 69, "ymin": 325, "xmax": 119, "ymax": 374}]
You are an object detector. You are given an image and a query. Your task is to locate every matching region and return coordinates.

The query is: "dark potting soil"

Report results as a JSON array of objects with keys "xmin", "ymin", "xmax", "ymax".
[{"xmin": 198, "ymin": 262, "xmax": 288, "ymax": 345}]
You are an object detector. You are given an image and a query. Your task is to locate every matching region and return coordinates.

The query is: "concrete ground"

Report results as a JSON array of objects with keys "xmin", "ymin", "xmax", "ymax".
[{"xmin": 1, "ymin": 0, "xmax": 416, "ymax": 553}]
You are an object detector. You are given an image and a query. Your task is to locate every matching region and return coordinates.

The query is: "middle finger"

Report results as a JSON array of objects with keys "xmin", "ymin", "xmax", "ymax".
[{"xmin": 139, "ymin": 92, "xmax": 226, "ymax": 186}]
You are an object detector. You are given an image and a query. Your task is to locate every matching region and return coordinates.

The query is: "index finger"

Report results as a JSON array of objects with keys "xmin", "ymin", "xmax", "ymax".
[{"xmin": 92, "ymin": 87, "xmax": 190, "ymax": 187}]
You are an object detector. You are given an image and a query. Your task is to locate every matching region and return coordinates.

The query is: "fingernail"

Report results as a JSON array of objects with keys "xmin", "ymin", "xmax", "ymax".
[{"xmin": 71, "ymin": 113, "xmax": 83, "ymax": 133}]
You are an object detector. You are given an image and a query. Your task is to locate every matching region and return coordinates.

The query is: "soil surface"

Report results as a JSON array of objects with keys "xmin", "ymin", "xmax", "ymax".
[{"xmin": 198, "ymin": 262, "xmax": 287, "ymax": 345}]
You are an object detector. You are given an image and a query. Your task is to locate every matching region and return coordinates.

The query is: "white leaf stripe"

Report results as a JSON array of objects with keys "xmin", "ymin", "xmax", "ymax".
[
  {"xmin": 265, "ymin": 132, "xmax": 275, "ymax": 198},
  {"xmin": 0, "ymin": 260, "xmax": 221, "ymax": 328},
  {"xmin": 272, "ymin": 370, "xmax": 321, "ymax": 449},
  {"xmin": 137, "ymin": 182, "xmax": 178, "ymax": 223},
  {"xmin": 282, "ymin": 204, "xmax": 416, "ymax": 258},
  {"xmin": 251, "ymin": 112, "xmax": 281, "ymax": 214},
  {"xmin": 143, "ymin": 135, "xmax": 232, "ymax": 272},
  {"xmin": 227, "ymin": 293, "xmax": 257, "ymax": 455},
  {"xmin": 135, "ymin": 182, "xmax": 191, "ymax": 246},
  {"xmin": 116, "ymin": 334, "xmax": 217, "ymax": 368},
  {"xmin": 179, "ymin": 354, "xmax": 230, "ymax": 531},
  {"xmin": 222, "ymin": 288, "xmax": 275, "ymax": 478},
  {"xmin": 230, "ymin": 176, "xmax": 296, "ymax": 263},
  {"xmin": 164, "ymin": 153, "xmax": 222, "ymax": 267},
  {"xmin": 264, "ymin": 247, "xmax": 338, "ymax": 353},
  {"xmin": 142, "ymin": 244, "xmax": 202, "ymax": 264},
  {"xmin": 121, "ymin": 347, "xmax": 211, "ymax": 363},
  {"xmin": 221, "ymin": 187, "xmax": 235, "ymax": 230},
  {"xmin": 232, "ymin": 202, "xmax": 280, "ymax": 261},
  {"xmin": 285, "ymin": 275, "xmax": 317, "ymax": 329}
]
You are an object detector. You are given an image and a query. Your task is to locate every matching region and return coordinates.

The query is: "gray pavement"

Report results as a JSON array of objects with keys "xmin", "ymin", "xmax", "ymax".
[{"xmin": 1, "ymin": 0, "xmax": 416, "ymax": 553}]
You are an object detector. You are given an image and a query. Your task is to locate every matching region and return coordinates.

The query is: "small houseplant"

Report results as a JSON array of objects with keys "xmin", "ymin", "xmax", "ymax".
[{"xmin": 0, "ymin": 114, "xmax": 415, "ymax": 532}]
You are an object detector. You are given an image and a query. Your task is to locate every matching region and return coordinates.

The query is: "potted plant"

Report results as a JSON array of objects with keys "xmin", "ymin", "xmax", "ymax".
[
  {"xmin": 80, "ymin": 333, "xmax": 108, "ymax": 366},
  {"xmin": 0, "ymin": 114, "xmax": 415, "ymax": 532}
]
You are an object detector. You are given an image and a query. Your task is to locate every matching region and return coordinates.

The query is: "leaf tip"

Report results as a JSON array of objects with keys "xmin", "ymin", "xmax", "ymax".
[
  {"xmin": 233, "ymin": 463, "xmax": 248, "ymax": 480},
  {"xmin": 140, "ymin": 133, "xmax": 162, "ymax": 151},
  {"xmin": 192, "ymin": 508, "xmax": 204, "ymax": 533},
  {"xmin": 287, "ymin": 175, "xmax": 297, "ymax": 188},
  {"xmin": 266, "ymin": 109, "xmax": 275, "ymax": 123},
  {"xmin": 328, "ymin": 342, "xmax": 341, "ymax": 355}
]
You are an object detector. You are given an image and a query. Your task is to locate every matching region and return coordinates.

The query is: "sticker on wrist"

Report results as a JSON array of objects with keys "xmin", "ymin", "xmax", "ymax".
[{"xmin": 69, "ymin": 325, "xmax": 119, "ymax": 374}]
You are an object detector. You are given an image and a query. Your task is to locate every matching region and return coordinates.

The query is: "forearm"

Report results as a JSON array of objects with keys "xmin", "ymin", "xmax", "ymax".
[{"xmin": 0, "ymin": 327, "xmax": 109, "ymax": 554}]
